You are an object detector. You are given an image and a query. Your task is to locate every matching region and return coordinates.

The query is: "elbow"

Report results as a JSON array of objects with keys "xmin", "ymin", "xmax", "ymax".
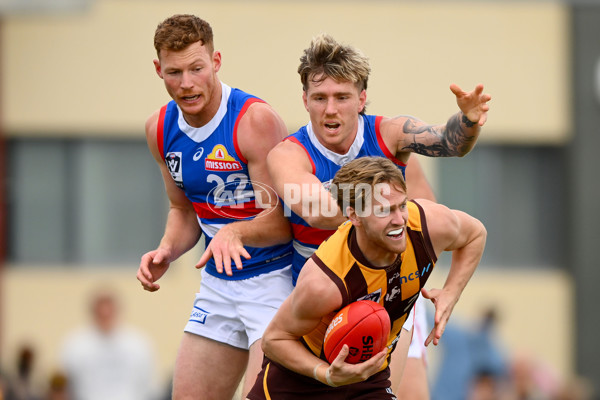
[
  {"xmin": 261, "ymin": 330, "xmax": 276, "ymax": 359},
  {"xmin": 476, "ymin": 220, "xmax": 488, "ymax": 248},
  {"xmin": 455, "ymin": 142, "xmax": 478, "ymax": 157}
]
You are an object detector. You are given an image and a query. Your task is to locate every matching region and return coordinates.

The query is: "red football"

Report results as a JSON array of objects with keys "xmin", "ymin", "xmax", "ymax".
[{"xmin": 323, "ymin": 300, "xmax": 391, "ymax": 364}]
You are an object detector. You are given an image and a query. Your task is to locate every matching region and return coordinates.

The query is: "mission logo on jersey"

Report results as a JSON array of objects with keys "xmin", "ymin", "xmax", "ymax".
[{"xmin": 205, "ymin": 145, "xmax": 242, "ymax": 171}]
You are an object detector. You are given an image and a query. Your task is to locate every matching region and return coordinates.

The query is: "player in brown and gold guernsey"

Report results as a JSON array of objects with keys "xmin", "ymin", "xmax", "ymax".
[{"xmin": 246, "ymin": 156, "xmax": 487, "ymax": 400}]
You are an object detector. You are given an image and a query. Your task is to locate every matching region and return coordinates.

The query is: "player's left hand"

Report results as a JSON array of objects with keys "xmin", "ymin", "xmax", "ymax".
[
  {"xmin": 324, "ymin": 344, "xmax": 387, "ymax": 387},
  {"xmin": 450, "ymin": 83, "xmax": 492, "ymax": 127},
  {"xmin": 195, "ymin": 224, "xmax": 251, "ymax": 276},
  {"xmin": 421, "ymin": 286, "xmax": 459, "ymax": 347}
]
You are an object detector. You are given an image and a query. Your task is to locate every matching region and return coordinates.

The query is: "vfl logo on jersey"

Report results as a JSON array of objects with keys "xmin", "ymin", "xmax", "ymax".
[
  {"xmin": 357, "ymin": 289, "xmax": 382, "ymax": 303},
  {"xmin": 205, "ymin": 145, "xmax": 242, "ymax": 171},
  {"xmin": 165, "ymin": 152, "xmax": 184, "ymax": 189}
]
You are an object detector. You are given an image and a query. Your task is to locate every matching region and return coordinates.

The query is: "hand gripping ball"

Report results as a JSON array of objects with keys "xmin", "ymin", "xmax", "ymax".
[{"xmin": 323, "ymin": 300, "xmax": 391, "ymax": 364}]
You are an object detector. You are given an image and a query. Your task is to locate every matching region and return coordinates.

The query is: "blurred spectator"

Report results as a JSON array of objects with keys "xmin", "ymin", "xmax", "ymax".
[
  {"xmin": 472, "ymin": 307, "xmax": 509, "ymax": 378},
  {"xmin": 431, "ymin": 315, "xmax": 476, "ymax": 400},
  {"xmin": 1, "ymin": 369, "xmax": 9, "ymax": 400},
  {"xmin": 59, "ymin": 288, "xmax": 160, "ymax": 400},
  {"xmin": 45, "ymin": 372, "xmax": 69, "ymax": 400},
  {"xmin": 468, "ymin": 369, "xmax": 505, "ymax": 400},
  {"xmin": 551, "ymin": 376, "xmax": 593, "ymax": 400},
  {"xmin": 4, "ymin": 344, "xmax": 42, "ymax": 400},
  {"xmin": 501, "ymin": 353, "xmax": 561, "ymax": 400},
  {"xmin": 432, "ymin": 306, "xmax": 509, "ymax": 400}
]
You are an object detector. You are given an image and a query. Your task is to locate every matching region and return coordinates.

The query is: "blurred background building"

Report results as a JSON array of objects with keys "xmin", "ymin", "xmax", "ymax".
[{"xmin": 0, "ymin": 0, "xmax": 598, "ymax": 398}]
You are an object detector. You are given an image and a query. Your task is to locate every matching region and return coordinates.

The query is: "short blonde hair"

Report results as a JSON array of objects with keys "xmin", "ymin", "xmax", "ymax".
[
  {"xmin": 298, "ymin": 33, "xmax": 370, "ymax": 93},
  {"xmin": 331, "ymin": 157, "xmax": 406, "ymax": 212}
]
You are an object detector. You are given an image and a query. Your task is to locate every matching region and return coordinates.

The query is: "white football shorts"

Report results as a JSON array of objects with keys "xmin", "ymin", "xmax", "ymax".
[
  {"xmin": 184, "ymin": 266, "xmax": 293, "ymax": 350},
  {"xmin": 407, "ymin": 294, "xmax": 429, "ymax": 362}
]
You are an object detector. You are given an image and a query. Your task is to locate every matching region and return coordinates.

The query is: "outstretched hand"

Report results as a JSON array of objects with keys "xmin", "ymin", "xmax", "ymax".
[
  {"xmin": 450, "ymin": 83, "xmax": 492, "ymax": 127},
  {"xmin": 324, "ymin": 344, "xmax": 387, "ymax": 387},
  {"xmin": 195, "ymin": 224, "xmax": 251, "ymax": 276},
  {"xmin": 421, "ymin": 286, "xmax": 459, "ymax": 347}
]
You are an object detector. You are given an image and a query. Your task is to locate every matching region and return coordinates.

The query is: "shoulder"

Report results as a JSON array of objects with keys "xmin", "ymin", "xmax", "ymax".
[
  {"xmin": 144, "ymin": 108, "xmax": 164, "ymax": 162},
  {"xmin": 313, "ymin": 223, "xmax": 353, "ymax": 266},
  {"xmin": 269, "ymin": 136, "xmax": 309, "ymax": 158},
  {"xmin": 413, "ymin": 199, "xmax": 462, "ymax": 252},
  {"xmin": 239, "ymin": 100, "xmax": 285, "ymax": 137},
  {"xmin": 236, "ymin": 101, "xmax": 287, "ymax": 161},
  {"xmin": 267, "ymin": 136, "xmax": 313, "ymax": 172},
  {"xmin": 145, "ymin": 108, "xmax": 161, "ymax": 140},
  {"xmin": 413, "ymin": 199, "xmax": 456, "ymax": 229}
]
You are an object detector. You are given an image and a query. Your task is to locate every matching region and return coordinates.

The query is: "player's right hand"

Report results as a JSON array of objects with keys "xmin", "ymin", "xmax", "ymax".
[
  {"xmin": 325, "ymin": 344, "xmax": 387, "ymax": 387},
  {"xmin": 137, "ymin": 249, "xmax": 171, "ymax": 292},
  {"xmin": 194, "ymin": 224, "xmax": 251, "ymax": 276}
]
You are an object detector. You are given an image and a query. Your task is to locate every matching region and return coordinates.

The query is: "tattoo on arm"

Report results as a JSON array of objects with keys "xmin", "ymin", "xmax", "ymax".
[{"xmin": 400, "ymin": 114, "xmax": 477, "ymax": 157}]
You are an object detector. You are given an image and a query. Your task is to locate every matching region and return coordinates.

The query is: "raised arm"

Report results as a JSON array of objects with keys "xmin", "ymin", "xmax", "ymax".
[
  {"xmin": 267, "ymin": 140, "xmax": 347, "ymax": 230},
  {"xmin": 405, "ymin": 156, "xmax": 437, "ymax": 202},
  {"xmin": 195, "ymin": 102, "xmax": 292, "ymax": 275},
  {"xmin": 380, "ymin": 84, "xmax": 491, "ymax": 160},
  {"xmin": 416, "ymin": 199, "xmax": 487, "ymax": 346},
  {"xmin": 137, "ymin": 109, "xmax": 202, "ymax": 292}
]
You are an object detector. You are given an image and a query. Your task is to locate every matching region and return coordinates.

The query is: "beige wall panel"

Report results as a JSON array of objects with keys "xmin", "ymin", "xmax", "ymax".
[
  {"xmin": 427, "ymin": 266, "xmax": 575, "ymax": 381},
  {"xmin": 3, "ymin": 0, "xmax": 569, "ymax": 143}
]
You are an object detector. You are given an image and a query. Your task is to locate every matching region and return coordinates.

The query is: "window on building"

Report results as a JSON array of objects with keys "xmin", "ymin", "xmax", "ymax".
[
  {"xmin": 436, "ymin": 144, "xmax": 566, "ymax": 269},
  {"xmin": 6, "ymin": 138, "xmax": 166, "ymax": 266}
]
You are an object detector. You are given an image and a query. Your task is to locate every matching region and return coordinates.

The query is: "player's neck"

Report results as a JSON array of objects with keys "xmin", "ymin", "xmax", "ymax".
[{"xmin": 354, "ymin": 229, "xmax": 398, "ymax": 267}]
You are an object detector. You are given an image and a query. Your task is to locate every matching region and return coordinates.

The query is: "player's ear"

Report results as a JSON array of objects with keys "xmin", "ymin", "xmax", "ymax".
[
  {"xmin": 153, "ymin": 59, "xmax": 163, "ymax": 79},
  {"xmin": 358, "ymin": 89, "xmax": 367, "ymax": 113},
  {"xmin": 347, "ymin": 206, "xmax": 360, "ymax": 226},
  {"xmin": 212, "ymin": 51, "xmax": 222, "ymax": 73},
  {"xmin": 302, "ymin": 90, "xmax": 309, "ymax": 111}
]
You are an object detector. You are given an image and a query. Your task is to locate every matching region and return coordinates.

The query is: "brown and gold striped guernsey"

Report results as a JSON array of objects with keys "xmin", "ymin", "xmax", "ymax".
[{"xmin": 301, "ymin": 200, "xmax": 437, "ymax": 369}]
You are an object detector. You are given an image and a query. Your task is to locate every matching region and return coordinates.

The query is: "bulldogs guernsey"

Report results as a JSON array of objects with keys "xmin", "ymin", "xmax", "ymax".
[
  {"xmin": 286, "ymin": 114, "xmax": 406, "ymax": 285},
  {"xmin": 158, "ymin": 82, "xmax": 292, "ymax": 280}
]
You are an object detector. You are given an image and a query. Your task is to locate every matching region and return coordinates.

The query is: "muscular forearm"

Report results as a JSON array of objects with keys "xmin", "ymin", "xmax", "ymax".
[
  {"xmin": 263, "ymin": 335, "xmax": 327, "ymax": 381},
  {"xmin": 399, "ymin": 114, "xmax": 480, "ymax": 158},
  {"xmin": 441, "ymin": 112, "xmax": 481, "ymax": 157},
  {"xmin": 230, "ymin": 206, "xmax": 292, "ymax": 247},
  {"xmin": 443, "ymin": 221, "xmax": 486, "ymax": 299},
  {"xmin": 159, "ymin": 208, "xmax": 202, "ymax": 260}
]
